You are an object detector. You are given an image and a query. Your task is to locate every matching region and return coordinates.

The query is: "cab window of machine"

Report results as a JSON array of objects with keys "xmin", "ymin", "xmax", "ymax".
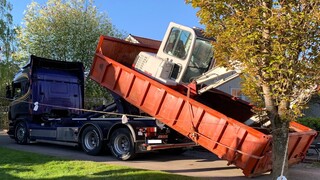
[
  {"xmin": 12, "ymin": 79, "xmax": 29, "ymax": 99},
  {"xmin": 164, "ymin": 28, "xmax": 193, "ymax": 59},
  {"xmin": 191, "ymin": 39, "xmax": 214, "ymax": 69},
  {"xmin": 181, "ymin": 39, "xmax": 214, "ymax": 83}
]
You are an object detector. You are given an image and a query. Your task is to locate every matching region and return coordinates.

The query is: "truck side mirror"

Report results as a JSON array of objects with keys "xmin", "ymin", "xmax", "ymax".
[{"xmin": 6, "ymin": 85, "xmax": 12, "ymax": 99}]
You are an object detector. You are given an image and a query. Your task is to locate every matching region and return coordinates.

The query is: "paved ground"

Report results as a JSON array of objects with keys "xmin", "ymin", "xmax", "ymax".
[{"xmin": 0, "ymin": 130, "xmax": 319, "ymax": 179}]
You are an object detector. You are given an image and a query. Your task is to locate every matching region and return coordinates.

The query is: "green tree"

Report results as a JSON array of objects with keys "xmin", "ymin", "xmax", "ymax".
[
  {"xmin": 0, "ymin": 0, "xmax": 15, "ymax": 62},
  {"xmin": 186, "ymin": 0, "xmax": 320, "ymax": 179},
  {"xmin": 0, "ymin": 0, "xmax": 19, "ymax": 129},
  {"xmin": 17, "ymin": 0, "xmax": 125, "ymax": 105},
  {"xmin": 18, "ymin": 0, "xmax": 124, "ymax": 68},
  {"xmin": 0, "ymin": 0, "xmax": 18, "ymax": 107}
]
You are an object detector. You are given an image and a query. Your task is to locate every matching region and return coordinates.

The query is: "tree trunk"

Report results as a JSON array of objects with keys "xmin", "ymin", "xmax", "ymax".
[
  {"xmin": 271, "ymin": 117, "xmax": 289, "ymax": 180},
  {"xmin": 262, "ymin": 84, "xmax": 290, "ymax": 179}
]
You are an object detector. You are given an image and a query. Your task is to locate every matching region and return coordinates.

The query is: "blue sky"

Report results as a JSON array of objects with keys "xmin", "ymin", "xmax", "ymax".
[{"xmin": 10, "ymin": 0, "xmax": 203, "ymax": 41}]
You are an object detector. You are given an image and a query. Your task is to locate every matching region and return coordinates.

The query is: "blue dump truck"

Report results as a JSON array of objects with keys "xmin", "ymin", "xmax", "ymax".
[{"xmin": 6, "ymin": 55, "xmax": 193, "ymax": 160}]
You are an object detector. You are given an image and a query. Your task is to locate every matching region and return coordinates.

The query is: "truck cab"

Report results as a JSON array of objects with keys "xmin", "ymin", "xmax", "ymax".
[
  {"xmin": 133, "ymin": 22, "xmax": 215, "ymax": 85},
  {"xmin": 7, "ymin": 55, "xmax": 84, "ymax": 137}
]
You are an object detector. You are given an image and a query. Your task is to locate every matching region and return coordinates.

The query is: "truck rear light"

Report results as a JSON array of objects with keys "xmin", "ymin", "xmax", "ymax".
[
  {"xmin": 145, "ymin": 127, "xmax": 157, "ymax": 137},
  {"xmin": 147, "ymin": 127, "xmax": 157, "ymax": 133},
  {"xmin": 138, "ymin": 128, "xmax": 145, "ymax": 136}
]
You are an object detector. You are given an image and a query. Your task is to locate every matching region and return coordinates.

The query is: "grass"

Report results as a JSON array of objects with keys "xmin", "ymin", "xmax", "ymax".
[
  {"xmin": 0, "ymin": 147, "xmax": 197, "ymax": 179},
  {"xmin": 311, "ymin": 161, "xmax": 320, "ymax": 168}
]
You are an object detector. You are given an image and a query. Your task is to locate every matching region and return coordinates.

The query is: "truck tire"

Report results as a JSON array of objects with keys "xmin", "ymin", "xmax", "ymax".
[
  {"xmin": 81, "ymin": 126, "xmax": 102, "ymax": 155},
  {"xmin": 109, "ymin": 128, "xmax": 136, "ymax": 160},
  {"xmin": 15, "ymin": 121, "xmax": 29, "ymax": 144}
]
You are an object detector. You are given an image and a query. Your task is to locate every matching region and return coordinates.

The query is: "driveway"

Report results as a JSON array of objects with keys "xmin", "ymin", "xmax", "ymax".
[{"xmin": 0, "ymin": 130, "xmax": 319, "ymax": 179}]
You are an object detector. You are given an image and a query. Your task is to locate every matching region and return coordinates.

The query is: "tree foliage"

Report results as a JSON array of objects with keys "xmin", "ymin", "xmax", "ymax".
[
  {"xmin": 187, "ymin": 0, "xmax": 320, "ymax": 116},
  {"xmin": 17, "ymin": 0, "xmax": 126, "ymax": 104},
  {"xmin": 0, "ymin": 0, "xmax": 16, "ymax": 62},
  {"xmin": 0, "ymin": 0, "xmax": 19, "ymax": 109},
  {"xmin": 18, "ymin": 0, "xmax": 124, "ymax": 69},
  {"xmin": 186, "ymin": 0, "xmax": 320, "ymax": 178}
]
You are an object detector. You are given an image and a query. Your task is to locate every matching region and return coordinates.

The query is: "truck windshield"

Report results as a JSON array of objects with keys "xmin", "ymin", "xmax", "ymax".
[{"xmin": 182, "ymin": 38, "xmax": 214, "ymax": 83}]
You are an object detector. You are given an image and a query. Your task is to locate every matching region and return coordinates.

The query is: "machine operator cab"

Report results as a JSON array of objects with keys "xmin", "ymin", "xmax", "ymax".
[{"xmin": 133, "ymin": 22, "xmax": 215, "ymax": 86}]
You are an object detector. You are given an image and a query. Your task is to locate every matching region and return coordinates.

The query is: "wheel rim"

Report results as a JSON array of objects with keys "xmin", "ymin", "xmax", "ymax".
[
  {"xmin": 84, "ymin": 131, "xmax": 99, "ymax": 150},
  {"xmin": 113, "ymin": 134, "xmax": 130, "ymax": 154},
  {"xmin": 16, "ymin": 125, "xmax": 26, "ymax": 141}
]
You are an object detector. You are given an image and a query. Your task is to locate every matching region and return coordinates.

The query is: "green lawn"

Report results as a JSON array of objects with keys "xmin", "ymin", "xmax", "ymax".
[{"xmin": 0, "ymin": 147, "xmax": 197, "ymax": 179}]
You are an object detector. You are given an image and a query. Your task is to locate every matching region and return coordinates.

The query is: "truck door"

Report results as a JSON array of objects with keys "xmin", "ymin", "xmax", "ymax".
[{"xmin": 9, "ymin": 77, "xmax": 30, "ymax": 120}]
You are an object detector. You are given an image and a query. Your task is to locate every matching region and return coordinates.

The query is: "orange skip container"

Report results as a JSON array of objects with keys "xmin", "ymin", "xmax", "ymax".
[{"xmin": 90, "ymin": 35, "xmax": 317, "ymax": 177}]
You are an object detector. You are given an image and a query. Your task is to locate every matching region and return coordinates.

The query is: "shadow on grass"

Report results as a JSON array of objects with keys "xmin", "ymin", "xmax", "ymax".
[{"xmin": 0, "ymin": 147, "xmax": 196, "ymax": 180}]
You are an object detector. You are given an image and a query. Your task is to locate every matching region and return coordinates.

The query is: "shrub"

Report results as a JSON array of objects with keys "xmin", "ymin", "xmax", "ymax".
[{"xmin": 297, "ymin": 117, "xmax": 320, "ymax": 131}]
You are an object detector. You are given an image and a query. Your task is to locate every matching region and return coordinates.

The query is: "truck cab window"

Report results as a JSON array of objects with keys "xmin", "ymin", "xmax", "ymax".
[
  {"xmin": 164, "ymin": 28, "xmax": 192, "ymax": 59},
  {"xmin": 12, "ymin": 83, "xmax": 22, "ymax": 99},
  {"xmin": 12, "ymin": 79, "xmax": 29, "ymax": 99}
]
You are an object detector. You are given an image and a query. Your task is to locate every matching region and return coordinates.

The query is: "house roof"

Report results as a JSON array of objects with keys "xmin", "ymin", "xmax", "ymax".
[{"xmin": 125, "ymin": 34, "xmax": 161, "ymax": 50}]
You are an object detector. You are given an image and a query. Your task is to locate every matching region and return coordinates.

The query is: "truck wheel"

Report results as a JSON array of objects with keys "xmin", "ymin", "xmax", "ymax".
[
  {"xmin": 15, "ymin": 122, "xmax": 29, "ymax": 144},
  {"xmin": 81, "ymin": 126, "xmax": 102, "ymax": 155},
  {"xmin": 109, "ymin": 128, "xmax": 136, "ymax": 160}
]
